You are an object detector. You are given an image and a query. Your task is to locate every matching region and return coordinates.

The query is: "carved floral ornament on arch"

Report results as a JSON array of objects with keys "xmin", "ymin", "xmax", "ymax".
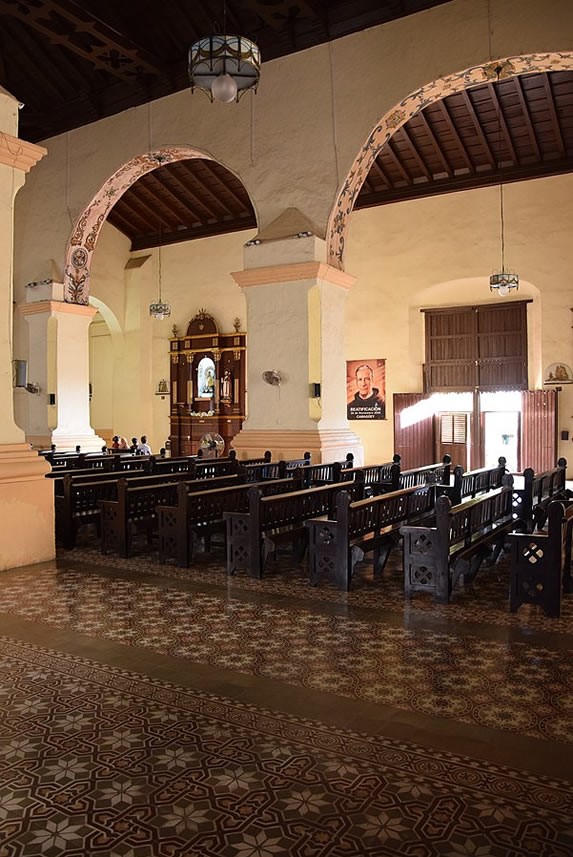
[
  {"xmin": 327, "ymin": 51, "xmax": 573, "ymax": 270},
  {"xmin": 64, "ymin": 146, "xmax": 211, "ymax": 304}
]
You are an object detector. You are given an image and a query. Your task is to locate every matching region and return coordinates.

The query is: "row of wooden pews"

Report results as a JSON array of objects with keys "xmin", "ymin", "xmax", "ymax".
[{"xmin": 47, "ymin": 448, "xmax": 572, "ymax": 616}]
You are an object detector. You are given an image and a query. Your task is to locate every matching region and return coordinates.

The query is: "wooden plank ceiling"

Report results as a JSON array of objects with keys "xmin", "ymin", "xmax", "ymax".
[{"xmin": 1, "ymin": 2, "xmax": 572, "ymax": 249}]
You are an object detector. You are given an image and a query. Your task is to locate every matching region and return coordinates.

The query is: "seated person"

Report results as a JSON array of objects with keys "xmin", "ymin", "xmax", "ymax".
[
  {"xmin": 111, "ymin": 436, "xmax": 120, "ymax": 449},
  {"xmin": 138, "ymin": 435, "xmax": 152, "ymax": 455},
  {"xmin": 118, "ymin": 437, "xmax": 129, "ymax": 450},
  {"xmin": 129, "ymin": 437, "xmax": 138, "ymax": 453}
]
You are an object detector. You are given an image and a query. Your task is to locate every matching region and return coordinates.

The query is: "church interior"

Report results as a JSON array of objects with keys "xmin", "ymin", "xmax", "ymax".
[{"xmin": 1, "ymin": 0, "xmax": 573, "ymax": 853}]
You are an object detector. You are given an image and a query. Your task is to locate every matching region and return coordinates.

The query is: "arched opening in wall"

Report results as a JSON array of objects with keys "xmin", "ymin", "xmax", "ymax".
[
  {"xmin": 64, "ymin": 147, "xmax": 257, "ymax": 304},
  {"xmin": 333, "ymin": 53, "xmax": 573, "ymax": 470},
  {"xmin": 327, "ymin": 52, "xmax": 573, "ymax": 270},
  {"xmin": 67, "ymin": 148, "xmax": 256, "ymax": 454}
]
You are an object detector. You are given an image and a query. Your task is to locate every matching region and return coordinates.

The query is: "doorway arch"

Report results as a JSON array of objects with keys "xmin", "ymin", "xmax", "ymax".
[{"xmin": 327, "ymin": 51, "xmax": 573, "ymax": 271}]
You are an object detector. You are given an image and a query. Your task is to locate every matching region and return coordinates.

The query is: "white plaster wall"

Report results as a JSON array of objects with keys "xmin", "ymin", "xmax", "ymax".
[
  {"xmin": 89, "ymin": 318, "xmax": 113, "ymax": 437},
  {"xmin": 345, "ymin": 174, "xmax": 573, "ymax": 464},
  {"xmin": 12, "ymin": 0, "xmax": 573, "ymax": 292}
]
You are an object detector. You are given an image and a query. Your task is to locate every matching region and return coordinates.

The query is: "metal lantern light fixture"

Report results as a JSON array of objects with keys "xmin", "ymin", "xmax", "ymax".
[
  {"xmin": 489, "ymin": 66, "xmax": 519, "ymax": 297},
  {"xmin": 149, "ymin": 235, "xmax": 171, "ymax": 320},
  {"xmin": 188, "ymin": 2, "xmax": 260, "ymax": 104}
]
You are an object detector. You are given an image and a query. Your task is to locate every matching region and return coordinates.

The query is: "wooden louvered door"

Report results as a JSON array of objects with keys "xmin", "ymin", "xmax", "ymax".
[
  {"xmin": 436, "ymin": 412, "xmax": 468, "ymax": 470},
  {"xmin": 520, "ymin": 390, "xmax": 557, "ymax": 472},
  {"xmin": 424, "ymin": 301, "xmax": 529, "ymax": 393},
  {"xmin": 393, "ymin": 393, "xmax": 434, "ymax": 469}
]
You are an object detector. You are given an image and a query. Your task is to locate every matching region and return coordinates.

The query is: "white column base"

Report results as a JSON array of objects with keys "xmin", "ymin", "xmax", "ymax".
[
  {"xmin": 231, "ymin": 427, "xmax": 364, "ymax": 465},
  {"xmin": 50, "ymin": 430, "xmax": 106, "ymax": 453},
  {"xmin": 0, "ymin": 443, "xmax": 54, "ymax": 571}
]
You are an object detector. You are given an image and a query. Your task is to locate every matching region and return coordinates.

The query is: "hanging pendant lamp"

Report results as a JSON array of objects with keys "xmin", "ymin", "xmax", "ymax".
[{"xmin": 188, "ymin": 3, "xmax": 260, "ymax": 103}]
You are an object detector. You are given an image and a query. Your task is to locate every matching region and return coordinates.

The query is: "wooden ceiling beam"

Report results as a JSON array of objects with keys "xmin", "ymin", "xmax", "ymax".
[
  {"xmin": 418, "ymin": 110, "xmax": 452, "ymax": 177},
  {"xmin": 541, "ymin": 72, "xmax": 566, "ymax": 158},
  {"xmin": 199, "ymin": 160, "xmax": 251, "ymax": 214},
  {"xmin": 384, "ymin": 140, "xmax": 412, "ymax": 184},
  {"xmin": 513, "ymin": 76, "xmax": 542, "ymax": 161},
  {"xmin": 147, "ymin": 172, "xmax": 204, "ymax": 223},
  {"xmin": 487, "ymin": 82, "xmax": 518, "ymax": 166},
  {"xmin": 370, "ymin": 158, "xmax": 392, "ymax": 188},
  {"xmin": 461, "ymin": 89, "xmax": 495, "ymax": 167},
  {"xmin": 107, "ymin": 206, "xmax": 146, "ymax": 238},
  {"xmin": 356, "ymin": 157, "xmax": 573, "ymax": 208},
  {"xmin": 122, "ymin": 191, "xmax": 174, "ymax": 230},
  {"xmin": 163, "ymin": 169, "xmax": 222, "ymax": 221},
  {"xmin": 0, "ymin": 0, "xmax": 163, "ymax": 81},
  {"xmin": 181, "ymin": 167, "xmax": 238, "ymax": 218},
  {"xmin": 399, "ymin": 125, "xmax": 432, "ymax": 180},
  {"xmin": 130, "ymin": 218, "xmax": 256, "ymax": 252},
  {"xmin": 115, "ymin": 197, "xmax": 158, "ymax": 233},
  {"xmin": 436, "ymin": 99, "xmax": 474, "ymax": 173}
]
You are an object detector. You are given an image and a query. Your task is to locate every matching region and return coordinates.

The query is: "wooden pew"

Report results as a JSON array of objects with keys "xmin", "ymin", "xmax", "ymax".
[
  {"xmin": 508, "ymin": 499, "xmax": 573, "ymax": 618},
  {"xmin": 305, "ymin": 484, "xmax": 436, "ymax": 591},
  {"xmin": 225, "ymin": 477, "xmax": 365, "ymax": 580},
  {"xmin": 56, "ymin": 469, "xmax": 212, "ymax": 550},
  {"xmin": 440, "ymin": 460, "xmax": 507, "ymax": 506},
  {"xmin": 512, "ymin": 458, "xmax": 568, "ymax": 531},
  {"xmin": 239, "ymin": 453, "xmax": 312, "ymax": 483},
  {"xmin": 100, "ymin": 472, "xmax": 243, "ymax": 558},
  {"xmin": 339, "ymin": 456, "xmax": 401, "ymax": 494},
  {"xmin": 157, "ymin": 475, "xmax": 303, "ymax": 566},
  {"xmin": 401, "ymin": 476, "xmax": 514, "ymax": 604},
  {"xmin": 388, "ymin": 456, "xmax": 452, "ymax": 492}
]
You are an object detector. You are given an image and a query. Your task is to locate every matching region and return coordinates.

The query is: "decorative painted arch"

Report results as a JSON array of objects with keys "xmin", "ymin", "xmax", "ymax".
[
  {"xmin": 327, "ymin": 52, "xmax": 573, "ymax": 271},
  {"xmin": 64, "ymin": 146, "xmax": 254, "ymax": 304}
]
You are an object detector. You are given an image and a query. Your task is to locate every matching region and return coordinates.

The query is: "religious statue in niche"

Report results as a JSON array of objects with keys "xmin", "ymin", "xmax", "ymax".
[
  {"xmin": 221, "ymin": 369, "xmax": 233, "ymax": 402},
  {"xmin": 197, "ymin": 356, "xmax": 216, "ymax": 398}
]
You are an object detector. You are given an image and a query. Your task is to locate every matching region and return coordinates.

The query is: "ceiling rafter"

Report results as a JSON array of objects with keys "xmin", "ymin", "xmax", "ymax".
[
  {"xmin": 146, "ymin": 171, "xmax": 204, "ymax": 223},
  {"xmin": 417, "ymin": 111, "xmax": 452, "ymax": 177},
  {"xmin": 487, "ymin": 81, "xmax": 518, "ymax": 166},
  {"xmin": 399, "ymin": 125, "xmax": 432, "ymax": 181},
  {"xmin": 371, "ymin": 158, "xmax": 392, "ymax": 188},
  {"xmin": 199, "ymin": 160, "xmax": 251, "ymax": 214},
  {"xmin": 0, "ymin": 0, "xmax": 163, "ymax": 81},
  {"xmin": 541, "ymin": 72, "xmax": 566, "ymax": 158},
  {"xmin": 435, "ymin": 99, "xmax": 475, "ymax": 173},
  {"xmin": 384, "ymin": 140, "xmax": 412, "ymax": 184},
  {"xmin": 513, "ymin": 75, "xmax": 542, "ymax": 161},
  {"xmin": 164, "ymin": 167, "xmax": 223, "ymax": 221},
  {"xmin": 460, "ymin": 89, "xmax": 495, "ymax": 168}
]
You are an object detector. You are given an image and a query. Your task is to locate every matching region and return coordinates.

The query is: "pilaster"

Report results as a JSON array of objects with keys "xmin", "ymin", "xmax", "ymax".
[
  {"xmin": 230, "ymin": 232, "xmax": 363, "ymax": 463},
  {"xmin": 0, "ymin": 86, "xmax": 52, "ymax": 570},
  {"xmin": 19, "ymin": 288, "xmax": 104, "ymax": 452}
]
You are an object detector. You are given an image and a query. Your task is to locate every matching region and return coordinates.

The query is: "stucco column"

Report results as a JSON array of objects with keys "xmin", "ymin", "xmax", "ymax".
[
  {"xmin": 231, "ymin": 236, "xmax": 363, "ymax": 463},
  {"xmin": 19, "ymin": 283, "xmax": 104, "ymax": 452},
  {"xmin": 0, "ymin": 86, "xmax": 54, "ymax": 569}
]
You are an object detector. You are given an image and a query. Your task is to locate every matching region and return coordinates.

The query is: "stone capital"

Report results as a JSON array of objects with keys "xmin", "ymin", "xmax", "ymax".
[
  {"xmin": 18, "ymin": 300, "xmax": 97, "ymax": 319},
  {"xmin": 0, "ymin": 132, "xmax": 47, "ymax": 172},
  {"xmin": 231, "ymin": 261, "xmax": 356, "ymax": 290}
]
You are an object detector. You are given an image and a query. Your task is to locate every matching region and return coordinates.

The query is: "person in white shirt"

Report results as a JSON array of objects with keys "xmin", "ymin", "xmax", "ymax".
[{"xmin": 138, "ymin": 435, "xmax": 152, "ymax": 455}]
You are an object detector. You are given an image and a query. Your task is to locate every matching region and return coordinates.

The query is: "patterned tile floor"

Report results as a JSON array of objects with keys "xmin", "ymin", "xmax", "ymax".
[{"xmin": 1, "ymin": 537, "xmax": 572, "ymax": 855}]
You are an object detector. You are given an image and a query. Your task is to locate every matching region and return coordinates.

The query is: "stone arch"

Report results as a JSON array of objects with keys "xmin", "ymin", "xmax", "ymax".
[
  {"xmin": 64, "ymin": 146, "xmax": 256, "ymax": 303},
  {"xmin": 327, "ymin": 51, "xmax": 573, "ymax": 271}
]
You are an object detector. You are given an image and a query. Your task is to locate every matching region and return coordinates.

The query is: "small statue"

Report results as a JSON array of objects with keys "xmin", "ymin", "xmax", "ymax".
[
  {"xmin": 171, "ymin": 324, "xmax": 179, "ymax": 338},
  {"xmin": 221, "ymin": 369, "xmax": 233, "ymax": 401},
  {"xmin": 233, "ymin": 317, "xmax": 241, "ymax": 332}
]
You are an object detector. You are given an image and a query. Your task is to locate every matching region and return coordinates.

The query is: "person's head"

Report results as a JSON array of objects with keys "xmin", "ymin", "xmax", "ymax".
[
  {"xmin": 131, "ymin": 437, "xmax": 137, "ymax": 446},
  {"xmin": 355, "ymin": 364, "xmax": 374, "ymax": 400},
  {"xmin": 141, "ymin": 435, "xmax": 147, "ymax": 444}
]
